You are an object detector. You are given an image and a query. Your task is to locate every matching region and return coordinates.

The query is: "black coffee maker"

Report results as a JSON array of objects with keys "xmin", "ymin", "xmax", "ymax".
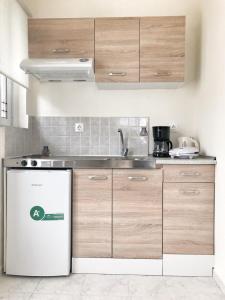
[{"xmin": 153, "ymin": 126, "xmax": 173, "ymax": 157}]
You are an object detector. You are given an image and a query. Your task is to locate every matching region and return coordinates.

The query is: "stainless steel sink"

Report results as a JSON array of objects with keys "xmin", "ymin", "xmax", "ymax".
[{"xmin": 106, "ymin": 156, "xmax": 150, "ymax": 161}]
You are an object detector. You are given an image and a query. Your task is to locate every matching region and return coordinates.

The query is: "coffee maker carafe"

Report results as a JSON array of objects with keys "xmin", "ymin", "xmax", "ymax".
[{"xmin": 153, "ymin": 126, "xmax": 173, "ymax": 157}]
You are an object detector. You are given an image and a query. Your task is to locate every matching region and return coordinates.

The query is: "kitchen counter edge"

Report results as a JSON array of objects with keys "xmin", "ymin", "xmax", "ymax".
[
  {"xmin": 156, "ymin": 156, "xmax": 216, "ymax": 165},
  {"xmin": 4, "ymin": 155, "xmax": 216, "ymax": 169}
]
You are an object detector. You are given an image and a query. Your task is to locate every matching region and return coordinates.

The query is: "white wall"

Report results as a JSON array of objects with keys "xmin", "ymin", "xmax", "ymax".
[
  {"xmin": 0, "ymin": 0, "xmax": 28, "ymax": 87},
  {"xmin": 24, "ymin": 0, "xmax": 201, "ymax": 143},
  {"xmin": 196, "ymin": 0, "xmax": 225, "ymax": 288},
  {"xmin": 0, "ymin": 127, "xmax": 5, "ymax": 273},
  {"xmin": 23, "ymin": 0, "xmax": 199, "ymax": 19}
]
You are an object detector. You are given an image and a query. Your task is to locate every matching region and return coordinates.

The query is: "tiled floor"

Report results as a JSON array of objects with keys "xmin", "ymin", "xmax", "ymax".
[{"xmin": 0, "ymin": 274, "xmax": 224, "ymax": 300}]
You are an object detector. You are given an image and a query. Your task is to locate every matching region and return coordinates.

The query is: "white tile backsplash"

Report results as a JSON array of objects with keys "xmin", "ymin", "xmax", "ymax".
[
  {"xmin": 5, "ymin": 117, "xmax": 149, "ymax": 157},
  {"xmin": 5, "ymin": 119, "xmax": 32, "ymax": 157}
]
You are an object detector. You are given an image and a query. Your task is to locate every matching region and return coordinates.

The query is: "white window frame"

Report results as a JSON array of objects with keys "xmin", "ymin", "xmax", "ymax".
[{"xmin": 0, "ymin": 73, "xmax": 12, "ymax": 127}]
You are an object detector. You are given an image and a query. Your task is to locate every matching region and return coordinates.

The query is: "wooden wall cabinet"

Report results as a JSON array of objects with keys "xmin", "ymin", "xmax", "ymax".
[
  {"xmin": 72, "ymin": 169, "xmax": 112, "ymax": 258},
  {"xmin": 113, "ymin": 169, "xmax": 163, "ymax": 259},
  {"xmin": 94, "ymin": 18, "xmax": 140, "ymax": 83},
  {"xmin": 140, "ymin": 17, "xmax": 185, "ymax": 82},
  {"xmin": 163, "ymin": 165, "xmax": 215, "ymax": 255},
  {"xmin": 28, "ymin": 18, "xmax": 94, "ymax": 58},
  {"xmin": 28, "ymin": 16, "xmax": 186, "ymax": 84}
]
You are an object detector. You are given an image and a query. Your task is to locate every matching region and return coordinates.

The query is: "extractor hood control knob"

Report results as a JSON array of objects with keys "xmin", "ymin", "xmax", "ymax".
[
  {"xmin": 21, "ymin": 160, "xmax": 27, "ymax": 167},
  {"xmin": 31, "ymin": 160, "xmax": 38, "ymax": 167}
]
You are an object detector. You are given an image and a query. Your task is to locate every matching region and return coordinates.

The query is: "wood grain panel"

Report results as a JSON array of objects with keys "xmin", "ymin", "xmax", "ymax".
[
  {"xmin": 28, "ymin": 18, "xmax": 94, "ymax": 58},
  {"xmin": 95, "ymin": 17, "xmax": 140, "ymax": 83},
  {"xmin": 163, "ymin": 183, "xmax": 214, "ymax": 255},
  {"xmin": 72, "ymin": 169, "xmax": 112, "ymax": 258},
  {"xmin": 113, "ymin": 169, "xmax": 163, "ymax": 259},
  {"xmin": 140, "ymin": 16, "xmax": 185, "ymax": 82},
  {"xmin": 163, "ymin": 165, "xmax": 215, "ymax": 183}
]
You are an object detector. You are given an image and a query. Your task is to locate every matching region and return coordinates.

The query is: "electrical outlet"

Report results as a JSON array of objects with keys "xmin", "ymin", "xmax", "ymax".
[
  {"xmin": 75, "ymin": 123, "xmax": 84, "ymax": 133},
  {"xmin": 170, "ymin": 123, "xmax": 177, "ymax": 131}
]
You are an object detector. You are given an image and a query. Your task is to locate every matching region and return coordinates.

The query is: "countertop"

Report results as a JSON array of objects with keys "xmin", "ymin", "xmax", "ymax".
[
  {"xmin": 155, "ymin": 156, "xmax": 216, "ymax": 165},
  {"xmin": 4, "ymin": 155, "xmax": 216, "ymax": 169}
]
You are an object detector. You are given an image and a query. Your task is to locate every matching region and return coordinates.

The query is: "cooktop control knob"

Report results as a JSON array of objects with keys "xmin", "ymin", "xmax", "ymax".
[
  {"xmin": 21, "ymin": 160, "xmax": 27, "ymax": 167},
  {"xmin": 31, "ymin": 160, "xmax": 38, "ymax": 167}
]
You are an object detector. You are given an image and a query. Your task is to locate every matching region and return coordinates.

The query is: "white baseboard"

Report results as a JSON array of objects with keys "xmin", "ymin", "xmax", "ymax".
[
  {"xmin": 214, "ymin": 271, "xmax": 225, "ymax": 295},
  {"xmin": 163, "ymin": 255, "xmax": 214, "ymax": 277},
  {"xmin": 72, "ymin": 258, "xmax": 162, "ymax": 275},
  {"xmin": 72, "ymin": 256, "xmax": 214, "ymax": 277}
]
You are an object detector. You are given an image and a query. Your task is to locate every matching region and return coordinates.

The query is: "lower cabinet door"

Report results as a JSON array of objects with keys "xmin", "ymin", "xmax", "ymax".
[
  {"xmin": 163, "ymin": 183, "xmax": 214, "ymax": 255},
  {"xmin": 72, "ymin": 169, "xmax": 112, "ymax": 258},
  {"xmin": 113, "ymin": 169, "xmax": 163, "ymax": 259}
]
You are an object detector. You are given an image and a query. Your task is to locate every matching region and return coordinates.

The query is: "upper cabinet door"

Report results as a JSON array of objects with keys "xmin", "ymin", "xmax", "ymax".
[
  {"xmin": 95, "ymin": 18, "xmax": 140, "ymax": 83},
  {"xmin": 28, "ymin": 18, "xmax": 94, "ymax": 58},
  {"xmin": 140, "ymin": 17, "xmax": 185, "ymax": 83}
]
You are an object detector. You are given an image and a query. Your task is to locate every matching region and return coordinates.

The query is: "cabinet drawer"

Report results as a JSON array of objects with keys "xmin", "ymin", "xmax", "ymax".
[
  {"xmin": 72, "ymin": 169, "xmax": 112, "ymax": 258},
  {"xmin": 163, "ymin": 183, "xmax": 214, "ymax": 255},
  {"xmin": 163, "ymin": 165, "xmax": 215, "ymax": 183},
  {"xmin": 28, "ymin": 18, "xmax": 94, "ymax": 58}
]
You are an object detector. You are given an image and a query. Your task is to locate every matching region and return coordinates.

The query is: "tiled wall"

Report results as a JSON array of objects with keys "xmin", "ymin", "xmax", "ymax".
[
  {"xmin": 5, "ymin": 121, "xmax": 33, "ymax": 157},
  {"xmin": 31, "ymin": 117, "xmax": 149, "ymax": 156}
]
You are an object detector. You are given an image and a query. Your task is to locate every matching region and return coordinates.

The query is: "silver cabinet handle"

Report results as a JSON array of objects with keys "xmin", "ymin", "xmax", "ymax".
[
  {"xmin": 108, "ymin": 72, "xmax": 127, "ymax": 76},
  {"xmin": 128, "ymin": 176, "xmax": 148, "ymax": 181},
  {"xmin": 180, "ymin": 189, "xmax": 200, "ymax": 196},
  {"xmin": 155, "ymin": 71, "xmax": 170, "ymax": 77},
  {"xmin": 180, "ymin": 171, "xmax": 200, "ymax": 177},
  {"xmin": 52, "ymin": 48, "xmax": 71, "ymax": 54},
  {"xmin": 88, "ymin": 175, "xmax": 108, "ymax": 180}
]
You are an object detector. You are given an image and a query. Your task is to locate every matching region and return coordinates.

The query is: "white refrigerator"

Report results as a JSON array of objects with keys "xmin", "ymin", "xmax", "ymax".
[{"xmin": 5, "ymin": 169, "xmax": 71, "ymax": 276}]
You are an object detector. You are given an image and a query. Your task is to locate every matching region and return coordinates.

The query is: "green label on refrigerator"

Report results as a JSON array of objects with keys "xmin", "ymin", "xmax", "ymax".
[
  {"xmin": 30, "ymin": 206, "xmax": 64, "ymax": 221},
  {"xmin": 43, "ymin": 214, "xmax": 64, "ymax": 221},
  {"xmin": 30, "ymin": 206, "xmax": 45, "ymax": 221}
]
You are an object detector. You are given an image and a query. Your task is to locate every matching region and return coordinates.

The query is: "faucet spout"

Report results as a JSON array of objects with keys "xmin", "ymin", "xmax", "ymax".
[{"xmin": 118, "ymin": 129, "xmax": 128, "ymax": 157}]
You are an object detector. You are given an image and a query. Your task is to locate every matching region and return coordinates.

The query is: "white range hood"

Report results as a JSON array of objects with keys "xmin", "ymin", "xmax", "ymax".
[{"xmin": 20, "ymin": 58, "xmax": 94, "ymax": 82}]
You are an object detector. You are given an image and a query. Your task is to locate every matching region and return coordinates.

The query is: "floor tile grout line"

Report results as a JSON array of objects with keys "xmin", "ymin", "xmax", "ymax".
[
  {"xmin": 79, "ymin": 274, "xmax": 89, "ymax": 297},
  {"xmin": 29, "ymin": 277, "xmax": 42, "ymax": 298}
]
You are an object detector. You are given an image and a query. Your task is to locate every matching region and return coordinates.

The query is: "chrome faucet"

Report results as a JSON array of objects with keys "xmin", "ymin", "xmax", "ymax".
[{"xmin": 118, "ymin": 129, "xmax": 128, "ymax": 157}]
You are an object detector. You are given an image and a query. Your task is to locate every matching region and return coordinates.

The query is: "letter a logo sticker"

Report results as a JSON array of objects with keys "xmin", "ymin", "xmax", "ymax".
[{"xmin": 33, "ymin": 210, "xmax": 39, "ymax": 217}]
